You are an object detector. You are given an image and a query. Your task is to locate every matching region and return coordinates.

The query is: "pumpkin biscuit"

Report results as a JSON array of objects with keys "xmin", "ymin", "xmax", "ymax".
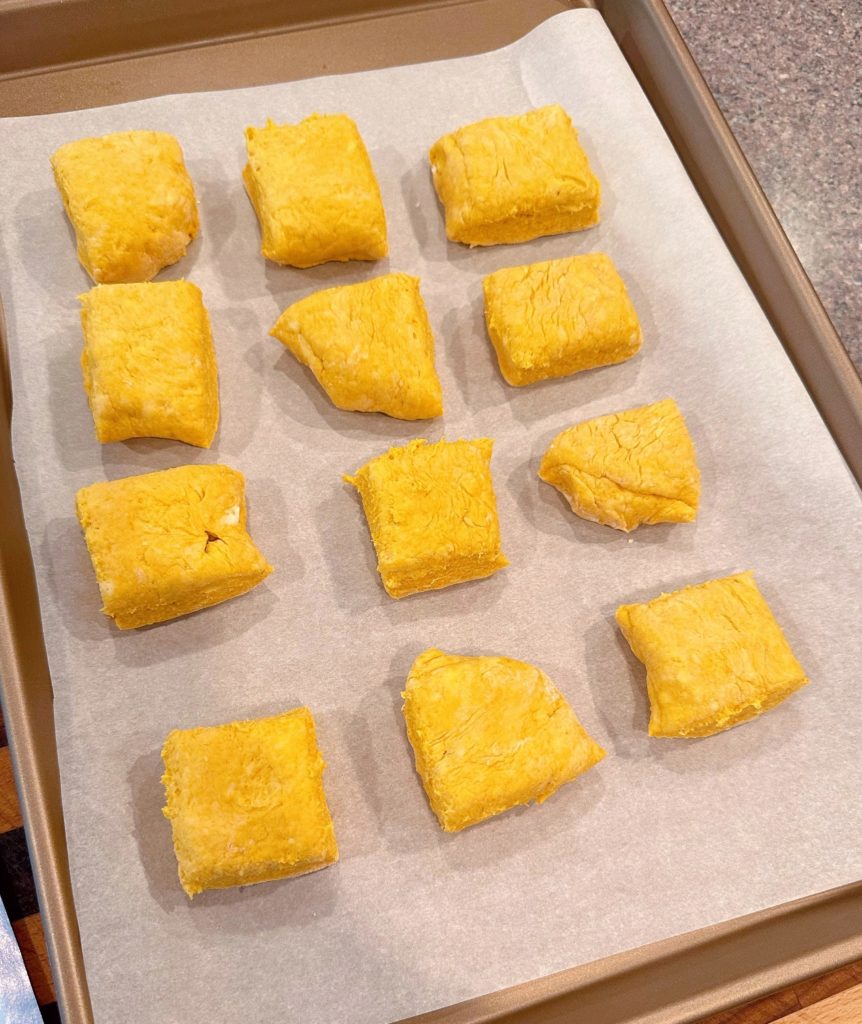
[
  {"xmin": 345, "ymin": 439, "xmax": 507, "ymax": 598},
  {"xmin": 76, "ymin": 464, "xmax": 272, "ymax": 629},
  {"xmin": 616, "ymin": 572, "xmax": 809, "ymax": 738},
  {"xmin": 429, "ymin": 105, "xmax": 600, "ymax": 246},
  {"xmin": 271, "ymin": 273, "xmax": 442, "ymax": 420},
  {"xmin": 243, "ymin": 114, "xmax": 387, "ymax": 267},
  {"xmin": 539, "ymin": 399, "xmax": 700, "ymax": 531},
  {"xmin": 162, "ymin": 707, "xmax": 338, "ymax": 897},
  {"xmin": 402, "ymin": 648, "xmax": 605, "ymax": 832},
  {"xmin": 79, "ymin": 281, "xmax": 219, "ymax": 447},
  {"xmin": 51, "ymin": 130, "xmax": 199, "ymax": 283},
  {"xmin": 483, "ymin": 253, "xmax": 641, "ymax": 386}
]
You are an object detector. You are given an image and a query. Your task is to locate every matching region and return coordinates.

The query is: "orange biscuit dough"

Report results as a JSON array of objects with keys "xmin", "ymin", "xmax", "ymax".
[
  {"xmin": 345, "ymin": 439, "xmax": 508, "ymax": 598},
  {"xmin": 244, "ymin": 114, "xmax": 387, "ymax": 267},
  {"xmin": 483, "ymin": 253, "xmax": 641, "ymax": 386},
  {"xmin": 616, "ymin": 572, "xmax": 809, "ymax": 738},
  {"xmin": 270, "ymin": 273, "xmax": 442, "ymax": 420},
  {"xmin": 402, "ymin": 649, "xmax": 605, "ymax": 832},
  {"xmin": 429, "ymin": 105, "xmax": 600, "ymax": 246},
  {"xmin": 162, "ymin": 708, "xmax": 338, "ymax": 897},
  {"xmin": 539, "ymin": 399, "xmax": 700, "ymax": 531},
  {"xmin": 79, "ymin": 281, "xmax": 219, "ymax": 447},
  {"xmin": 51, "ymin": 130, "xmax": 199, "ymax": 283},
  {"xmin": 76, "ymin": 464, "xmax": 272, "ymax": 629}
]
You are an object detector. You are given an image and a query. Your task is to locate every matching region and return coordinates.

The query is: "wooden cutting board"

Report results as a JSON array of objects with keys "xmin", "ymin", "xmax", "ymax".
[{"xmin": 697, "ymin": 962, "xmax": 862, "ymax": 1023}]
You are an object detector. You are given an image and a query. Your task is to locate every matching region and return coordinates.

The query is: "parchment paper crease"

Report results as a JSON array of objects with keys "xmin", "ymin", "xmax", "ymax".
[{"xmin": 0, "ymin": 11, "xmax": 860, "ymax": 1024}]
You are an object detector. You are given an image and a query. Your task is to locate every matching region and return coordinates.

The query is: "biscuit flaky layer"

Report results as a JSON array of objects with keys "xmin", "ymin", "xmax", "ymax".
[
  {"xmin": 51, "ymin": 130, "xmax": 199, "ymax": 283},
  {"xmin": 484, "ymin": 252, "xmax": 641, "ymax": 386},
  {"xmin": 616, "ymin": 572, "xmax": 809, "ymax": 738},
  {"xmin": 539, "ymin": 398, "xmax": 700, "ymax": 531},
  {"xmin": 402, "ymin": 649, "xmax": 606, "ymax": 831},
  {"xmin": 345, "ymin": 438, "xmax": 508, "ymax": 598},
  {"xmin": 79, "ymin": 281, "xmax": 219, "ymax": 447},
  {"xmin": 76, "ymin": 464, "xmax": 272, "ymax": 629},
  {"xmin": 429, "ymin": 104, "xmax": 600, "ymax": 246},
  {"xmin": 162, "ymin": 707, "xmax": 338, "ymax": 897},
  {"xmin": 244, "ymin": 114, "xmax": 388, "ymax": 267},
  {"xmin": 271, "ymin": 273, "xmax": 442, "ymax": 420}
]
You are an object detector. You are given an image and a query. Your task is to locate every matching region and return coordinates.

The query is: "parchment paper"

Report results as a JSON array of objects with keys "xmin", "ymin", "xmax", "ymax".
[{"xmin": 1, "ymin": 11, "xmax": 860, "ymax": 1024}]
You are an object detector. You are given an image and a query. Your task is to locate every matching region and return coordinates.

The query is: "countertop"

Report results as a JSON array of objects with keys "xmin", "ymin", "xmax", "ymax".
[{"xmin": 666, "ymin": 0, "xmax": 861, "ymax": 372}]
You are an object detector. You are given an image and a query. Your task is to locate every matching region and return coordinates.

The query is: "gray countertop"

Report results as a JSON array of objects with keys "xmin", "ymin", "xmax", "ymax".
[{"xmin": 665, "ymin": 0, "xmax": 861, "ymax": 372}]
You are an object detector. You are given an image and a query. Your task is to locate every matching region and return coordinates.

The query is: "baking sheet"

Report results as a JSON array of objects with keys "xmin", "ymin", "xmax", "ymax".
[{"xmin": 0, "ymin": 9, "xmax": 860, "ymax": 1023}]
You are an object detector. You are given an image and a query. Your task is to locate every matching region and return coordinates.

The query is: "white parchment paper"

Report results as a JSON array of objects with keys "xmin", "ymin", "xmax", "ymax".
[{"xmin": 1, "ymin": 11, "xmax": 860, "ymax": 1024}]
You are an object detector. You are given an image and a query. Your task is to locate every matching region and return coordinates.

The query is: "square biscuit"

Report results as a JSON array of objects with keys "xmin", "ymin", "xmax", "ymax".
[
  {"xmin": 345, "ymin": 439, "xmax": 508, "ymax": 599},
  {"xmin": 270, "ymin": 273, "xmax": 442, "ymax": 420},
  {"xmin": 539, "ymin": 399, "xmax": 700, "ymax": 531},
  {"xmin": 402, "ymin": 649, "xmax": 605, "ymax": 832},
  {"xmin": 51, "ymin": 130, "xmax": 199, "ymax": 283},
  {"xmin": 162, "ymin": 707, "xmax": 338, "ymax": 897},
  {"xmin": 429, "ymin": 105, "xmax": 600, "ymax": 246},
  {"xmin": 616, "ymin": 572, "xmax": 809, "ymax": 738},
  {"xmin": 244, "ymin": 114, "xmax": 388, "ymax": 268},
  {"xmin": 80, "ymin": 281, "xmax": 219, "ymax": 447},
  {"xmin": 76, "ymin": 464, "xmax": 272, "ymax": 629},
  {"xmin": 483, "ymin": 252, "xmax": 641, "ymax": 386}
]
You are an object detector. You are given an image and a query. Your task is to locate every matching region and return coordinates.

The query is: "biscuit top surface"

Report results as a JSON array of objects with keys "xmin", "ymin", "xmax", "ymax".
[
  {"xmin": 430, "ymin": 105, "xmax": 600, "ymax": 237},
  {"xmin": 245, "ymin": 114, "xmax": 375, "ymax": 189},
  {"xmin": 244, "ymin": 113, "xmax": 387, "ymax": 265},
  {"xmin": 270, "ymin": 272, "xmax": 442, "ymax": 419},
  {"xmin": 403, "ymin": 649, "xmax": 605, "ymax": 830},
  {"xmin": 75, "ymin": 463, "xmax": 272, "ymax": 596},
  {"xmin": 616, "ymin": 572, "xmax": 808, "ymax": 715},
  {"xmin": 540, "ymin": 398, "xmax": 700, "ymax": 509},
  {"xmin": 79, "ymin": 280, "xmax": 219, "ymax": 447},
  {"xmin": 484, "ymin": 253, "xmax": 640, "ymax": 360},
  {"xmin": 346, "ymin": 438, "xmax": 502, "ymax": 566},
  {"xmin": 51, "ymin": 130, "xmax": 199, "ymax": 283},
  {"xmin": 162, "ymin": 707, "xmax": 337, "ymax": 895}
]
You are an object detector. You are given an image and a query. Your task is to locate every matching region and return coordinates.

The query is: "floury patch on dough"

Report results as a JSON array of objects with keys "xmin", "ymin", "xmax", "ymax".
[
  {"xmin": 79, "ymin": 281, "xmax": 219, "ymax": 447},
  {"xmin": 270, "ymin": 273, "xmax": 443, "ymax": 420},
  {"xmin": 51, "ymin": 130, "xmax": 199, "ymax": 283},
  {"xmin": 75, "ymin": 464, "xmax": 272, "ymax": 629},
  {"xmin": 539, "ymin": 398, "xmax": 700, "ymax": 531},
  {"xmin": 616, "ymin": 572, "xmax": 809, "ymax": 738},
  {"xmin": 484, "ymin": 252, "xmax": 641, "ymax": 386},
  {"xmin": 345, "ymin": 438, "xmax": 507, "ymax": 598},
  {"xmin": 243, "ymin": 114, "xmax": 388, "ymax": 268},
  {"xmin": 402, "ymin": 649, "xmax": 605, "ymax": 831},
  {"xmin": 162, "ymin": 708, "xmax": 338, "ymax": 897},
  {"xmin": 429, "ymin": 104, "xmax": 600, "ymax": 246}
]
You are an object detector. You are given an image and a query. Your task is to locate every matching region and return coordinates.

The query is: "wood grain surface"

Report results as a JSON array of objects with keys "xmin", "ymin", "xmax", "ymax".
[{"xmin": 696, "ymin": 962, "xmax": 862, "ymax": 1023}]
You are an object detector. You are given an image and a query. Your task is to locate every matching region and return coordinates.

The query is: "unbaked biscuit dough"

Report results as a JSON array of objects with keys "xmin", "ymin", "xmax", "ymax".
[
  {"xmin": 76, "ymin": 464, "xmax": 272, "ymax": 629},
  {"xmin": 270, "ymin": 273, "xmax": 443, "ymax": 420},
  {"xmin": 429, "ymin": 104, "xmax": 600, "ymax": 246},
  {"xmin": 402, "ymin": 649, "xmax": 606, "ymax": 832},
  {"xmin": 483, "ymin": 252, "xmax": 641, "ymax": 386},
  {"xmin": 79, "ymin": 281, "xmax": 219, "ymax": 447},
  {"xmin": 616, "ymin": 572, "xmax": 809, "ymax": 738},
  {"xmin": 162, "ymin": 707, "xmax": 338, "ymax": 897},
  {"xmin": 345, "ymin": 438, "xmax": 508, "ymax": 598},
  {"xmin": 539, "ymin": 398, "xmax": 700, "ymax": 531},
  {"xmin": 51, "ymin": 130, "xmax": 199, "ymax": 283},
  {"xmin": 244, "ymin": 114, "xmax": 388, "ymax": 267}
]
